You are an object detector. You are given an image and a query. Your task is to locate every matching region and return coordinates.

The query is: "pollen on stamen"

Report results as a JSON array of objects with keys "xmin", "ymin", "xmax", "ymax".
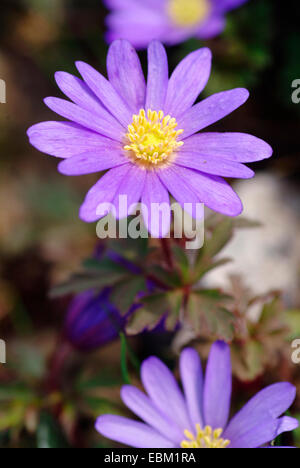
[
  {"xmin": 181, "ymin": 424, "xmax": 230, "ymax": 449},
  {"xmin": 124, "ymin": 109, "xmax": 184, "ymax": 169}
]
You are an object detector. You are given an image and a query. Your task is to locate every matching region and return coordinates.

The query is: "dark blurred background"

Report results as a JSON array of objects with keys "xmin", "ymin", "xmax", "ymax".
[{"xmin": 0, "ymin": 0, "xmax": 300, "ymax": 448}]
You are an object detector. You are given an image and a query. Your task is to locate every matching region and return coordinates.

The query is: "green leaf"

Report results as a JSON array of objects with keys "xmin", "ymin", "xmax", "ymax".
[
  {"xmin": 231, "ymin": 340, "xmax": 265, "ymax": 382},
  {"xmin": 75, "ymin": 370, "xmax": 123, "ymax": 392},
  {"xmin": 49, "ymin": 270, "xmax": 126, "ymax": 298},
  {"xmin": 187, "ymin": 290, "xmax": 234, "ymax": 340},
  {"xmin": 37, "ymin": 412, "xmax": 70, "ymax": 449},
  {"xmin": 110, "ymin": 276, "xmax": 146, "ymax": 315},
  {"xmin": 172, "ymin": 245, "xmax": 190, "ymax": 283},
  {"xmin": 126, "ymin": 291, "xmax": 184, "ymax": 334}
]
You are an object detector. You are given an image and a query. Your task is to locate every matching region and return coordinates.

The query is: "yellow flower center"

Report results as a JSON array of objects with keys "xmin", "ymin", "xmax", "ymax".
[
  {"xmin": 124, "ymin": 109, "xmax": 184, "ymax": 169},
  {"xmin": 168, "ymin": 0, "xmax": 211, "ymax": 27},
  {"xmin": 181, "ymin": 424, "xmax": 230, "ymax": 449}
]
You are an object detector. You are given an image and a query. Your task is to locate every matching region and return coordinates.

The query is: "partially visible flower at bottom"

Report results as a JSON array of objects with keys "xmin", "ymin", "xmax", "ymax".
[{"xmin": 96, "ymin": 341, "xmax": 298, "ymax": 448}]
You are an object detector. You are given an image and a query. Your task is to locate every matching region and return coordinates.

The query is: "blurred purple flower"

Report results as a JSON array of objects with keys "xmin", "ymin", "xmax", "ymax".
[
  {"xmin": 28, "ymin": 40, "xmax": 272, "ymax": 237},
  {"xmin": 104, "ymin": 0, "xmax": 248, "ymax": 48},
  {"xmin": 64, "ymin": 288, "xmax": 130, "ymax": 352},
  {"xmin": 96, "ymin": 341, "xmax": 298, "ymax": 448}
]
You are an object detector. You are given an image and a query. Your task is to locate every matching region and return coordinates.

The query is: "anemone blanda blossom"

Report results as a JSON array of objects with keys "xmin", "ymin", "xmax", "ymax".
[
  {"xmin": 96, "ymin": 342, "xmax": 298, "ymax": 448},
  {"xmin": 104, "ymin": 0, "xmax": 248, "ymax": 48},
  {"xmin": 27, "ymin": 40, "xmax": 272, "ymax": 237}
]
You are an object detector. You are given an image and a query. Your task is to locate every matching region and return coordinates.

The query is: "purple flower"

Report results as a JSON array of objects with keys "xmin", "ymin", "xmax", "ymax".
[
  {"xmin": 96, "ymin": 342, "xmax": 298, "ymax": 448},
  {"xmin": 27, "ymin": 40, "xmax": 272, "ymax": 237},
  {"xmin": 64, "ymin": 288, "xmax": 129, "ymax": 352},
  {"xmin": 104, "ymin": 0, "xmax": 248, "ymax": 48}
]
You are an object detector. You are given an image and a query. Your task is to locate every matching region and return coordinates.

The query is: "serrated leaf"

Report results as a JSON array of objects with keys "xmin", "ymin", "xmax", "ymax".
[
  {"xmin": 187, "ymin": 291, "xmax": 234, "ymax": 340},
  {"xmin": 110, "ymin": 276, "xmax": 146, "ymax": 315},
  {"xmin": 172, "ymin": 245, "xmax": 190, "ymax": 282},
  {"xmin": 126, "ymin": 291, "xmax": 183, "ymax": 334},
  {"xmin": 231, "ymin": 340, "xmax": 265, "ymax": 381},
  {"xmin": 49, "ymin": 271, "xmax": 127, "ymax": 298}
]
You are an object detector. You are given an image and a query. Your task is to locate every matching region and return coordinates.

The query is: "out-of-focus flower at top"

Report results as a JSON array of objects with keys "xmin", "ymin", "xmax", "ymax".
[
  {"xmin": 104, "ymin": 0, "xmax": 248, "ymax": 48},
  {"xmin": 27, "ymin": 40, "xmax": 272, "ymax": 237},
  {"xmin": 96, "ymin": 342, "xmax": 298, "ymax": 448}
]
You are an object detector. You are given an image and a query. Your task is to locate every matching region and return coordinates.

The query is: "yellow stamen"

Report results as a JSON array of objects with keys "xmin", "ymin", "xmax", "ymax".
[
  {"xmin": 124, "ymin": 109, "xmax": 184, "ymax": 169},
  {"xmin": 181, "ymin": 424, "xmax": 230, "ymax": 449},
  {"xmin": 167, "ymin": 0, "xmax": 211, "ymax": 28}
]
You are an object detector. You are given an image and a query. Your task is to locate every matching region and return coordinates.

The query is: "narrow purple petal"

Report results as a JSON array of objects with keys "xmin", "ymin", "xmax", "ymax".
[
  {"xmin": 203, "ymin": 341, "xmax": 232, "ymax": 429},
  {"xmin": 225, "ymin": 383, "xmax": 297, "ymax": 441},
  {"xmin": 44, "ymin": 97, "xmax": 124, "ymax": 141},
  {"xmin": 165, "ymin": 48, "xmax": 212, "ymax": 119},
  {"xmin": 178, "ymin": 89, "xmax": 250, "ymax": 139},
  {"xmin": 141, "ymin": 172, "xmax": 171, "ymax": 238},
  {"xmin": 182, "ymin": 133, "xmax": 273, "ymax": 162},
  {"xmin": 54, "ymin": 71, "xmax": 107, "ymax": 115},
  {"xmin": 145, "ymin": 41, "xmax": 169, "ymax": 112},
  {"xmin": 165, "ymin": 165, "xmax": 243, "ymax": 217},
  {"xmin": 27, "ymin": 121, "xmax": 113, "ymax": 158},
  {"xmin": 76, "ymin": 61, "xmax": 132, "ymax": 127},
  {"xmin": 276, "ymin": 416, "xmax": 299, "ymax": 437},
  {"xmin": 79, "ymin": 164, "xmax": 131, "ymax": 222},
  {"xmin": 96, "ymin": 415, "xmax": 176, "ymax": 448},
  {"xmin": 227, "ymin": 417, "xmax": 279, "ymax": 449},
  {"xmin": 175, "ymin": 151, "xmax": 254, "ymax": 179},
  {"xmin": 180, "ymin": 348, "xmax": 204, "ymax": 428},
  {"xmin": 158, "ymin": 167, "xmax": 204, "ymax": 219},
  {"xmin": 107, "ymin": 39, "xmax": 146, "ymax": 113},
  {"xmin": 121, "ymin": 386, "xmax": 183, "ymax": 444},
  {"xmin": 58, "ymin": 150, "xmax": 126, "ymax": 175},
  {"xmin": 141, "ymin": 356, "xmax": 192, "ymax": 432},
  {"xmin": 112, "ymin": 165, "xmax": 146, "ymax": 219}
]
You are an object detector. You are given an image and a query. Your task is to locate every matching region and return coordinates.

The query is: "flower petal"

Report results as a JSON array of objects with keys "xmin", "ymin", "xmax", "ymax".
[
  {"xmin": 227, "ymin": 417, "xmax": 279, "ymax": 449},
  {"xmin": 141, "ymin": 172, "xmax": 171, "ymax": 238},
  {"xmin": 224, "ymin": 382, "xmax": 297, "ymax": 442},
  {"xmin": 203, "ymin": 341, "xmax": 232, "ymax": 429},
  {"xmin": 145, "ymin": 41, "xmax": 169, "ymax": 112},
  {"xmin": 121, "ymin": 385, "xmax": 183, "ymax": 444},
  {"xmin": 175, "ymin": 151, "xmax": 254, "ymax": 179},
  {"xmin": 44, "ymin": 97, "xmax": 124, "ymax": 141},
  {"xmin": 76, "ymin": 61, "xmax": 132, "ymax": 127},
  {"xmin": 276, "ymin": 416, "xmax": 299, "ymax": 437},
  {"xmin": 105, "ymin": 8, "xmax": 167, "ymax": 50},
  {"xmin": 165, "ymin": 165, "xmax": 243, "ymax": 217},
  {"xmin": 79, "ymin": 164, "xmax": 131, "ymax": 222},
  {"xmin": 165, "ymin": 48, "xmax": 212, "ymax": 119},
  {"xmin": 27, "ymin": 121, "xmax": 113, "ymax": 158},
  {"xmin": 54, "ymin": 71, "xmax": 107, "ymax": 115},
  {"xmin": 182, "ymin": 133, "xmax": 273, "ymax": 163},
  {"xmin": 196, "ymin": 15, "xmax": 226, "ymax": 39},
  {"xmin": 178, "ymin": 88, "xmax": 250, "ymax": 139},
  {"xmin": 141, "ymin": 356, "xmax": 192, "ymax": 432},
  {"xmin": 180, "ymin": 348, "xmax": 204, "ymax": 428},
  {"xmin": 107, "ymin": 39, "xmax": 146, "ymax": 113},
  {"xmin": 96, "ymin": 415, "xmax": 176, "ymax": 448},
  {"xmin": 58, "ymin": 150, "xmax": 126, "ymax": 175},
  {"xmin": 112, "ymin": 164, "xmax": 147, "ymax": 219},
  {"xmin": 158, "ymin": 167, "xmax": 204, "ymax": 219}
]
